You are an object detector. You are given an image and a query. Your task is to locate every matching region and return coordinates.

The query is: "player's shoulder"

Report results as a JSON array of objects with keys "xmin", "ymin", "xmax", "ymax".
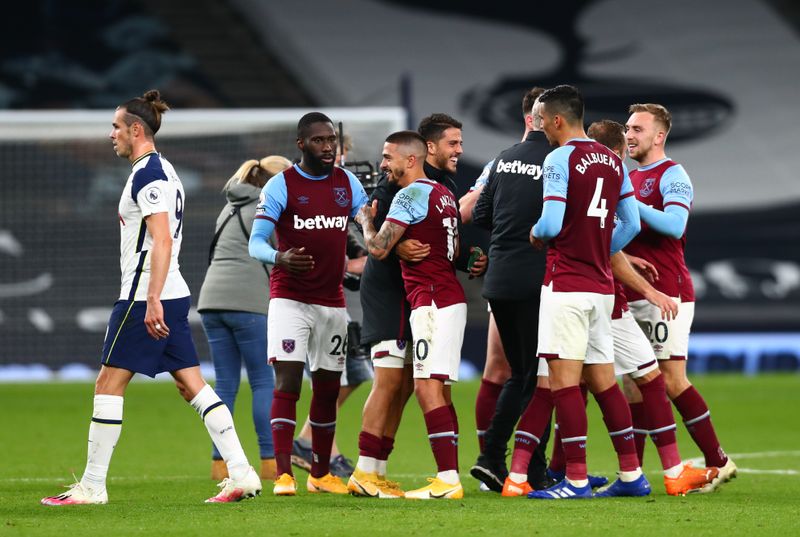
[
  {"xmin": 131, "ymin": 154, "xmax": 168, "ymax": 196},
  {"xmin": 398, "ymin": 179, "xmax": 433, "ymax": 198},
  {"xmin": 339, "ymin": 167, "xmax": 359, "ymax": 182},
  {"xmin": 263, "ymin": 170, "xmax": 288, "ymax": 191},
  {"xmin": 543, "ymin": 144, "xmax": 575, "ymax": 166},
  {"xmin": 664, "ymin": 162, "xmax": 691, "ymax": 180}
]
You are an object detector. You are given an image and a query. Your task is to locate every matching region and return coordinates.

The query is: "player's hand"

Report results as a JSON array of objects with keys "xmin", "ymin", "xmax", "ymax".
[
  {"xmin": 355, "ymin": 200, "xmax": 377, "ymax": 228},
  {"xmin": 346, "ymin": 255, "xmax": 367, "ymax": 275},
  {"xmin": 644, "ymin": 289, "xmax": 679, "ymax": 321},
  {"xmin": 277, "ymin": 247, "xmax": 315, "ymax": 274},
  {"xmin": 396, "ymin": 239, "xmax": 430, "ymax": 262},
  {"xmin": 626, "ymin": 254, "xmax": 659, "ymax": 283},
  {"xmin": 144, "ymin": 299, "xmax": 170, "ymax": 340},
  {"xmin": 529, "ymin": 233, "xmax": 545, "ymax": 250},
  {"xmin": 468, "ymin": 248, "xmax": 488, "ymax": 279}
]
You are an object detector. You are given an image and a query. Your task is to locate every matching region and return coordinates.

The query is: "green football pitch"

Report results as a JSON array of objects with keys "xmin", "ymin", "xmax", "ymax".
[{"xmin": 1, "ymin": 375, "xmax": 797, "ymax": 536}]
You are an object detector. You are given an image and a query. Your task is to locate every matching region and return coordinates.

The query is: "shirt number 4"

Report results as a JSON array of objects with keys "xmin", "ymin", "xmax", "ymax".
[{"xmin": 587, "ymin": 177, "xmax": 609, "ymax": 228}]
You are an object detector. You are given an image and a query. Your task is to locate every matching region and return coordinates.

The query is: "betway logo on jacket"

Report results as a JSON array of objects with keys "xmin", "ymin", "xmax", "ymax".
[
  {"xmin": 495, "ymin": 158, "xmax": 543, "ymax": 178},
  {"xmin": 294, "ymin": 214, "xmax": 348, "ymax": 230}
]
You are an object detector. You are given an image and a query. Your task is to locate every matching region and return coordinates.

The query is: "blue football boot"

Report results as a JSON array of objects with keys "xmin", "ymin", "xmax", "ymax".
[
  {"xmin": 594, "ymin": 473, "xmax": 651, "ymax": 497},
  {"xmin": 527, "ymin": 479, "xmax": 593, "ymax": 500}
]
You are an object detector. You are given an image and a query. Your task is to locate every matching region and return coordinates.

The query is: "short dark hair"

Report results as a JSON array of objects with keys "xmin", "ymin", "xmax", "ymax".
[
  {"xmin": 119, "ymin": 89, "xmax": 169, "ymax": 137},
  {"xmin": 588, "ymin": 120, "xmax": 626, "ymax": 154},
  {"xmin": 417, "ymin": 113, "xmax": 462, "ymax": 143},
  {"xmin": 522, "ymin": 87, "xmax": 546, "ymax": 116},
  {"xmin": 385, "ymin": 130, "xmax": 427, "ymax": 157},
  {"xmin": 297, "ymin": 112, "xmax": 333, "ymax": 139},
  {"xmin": 538, "ymin": 85, "xmax": 584, "ymax": 125}
]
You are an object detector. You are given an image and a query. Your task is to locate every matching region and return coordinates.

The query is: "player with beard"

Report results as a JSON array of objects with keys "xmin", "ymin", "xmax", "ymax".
[
  {"xmin": 624, "ymin": 104, "xmax": 736, "ymax": 491},
  {"xmin": 358, "ymin": 131, "xmax": 468, "ymax": 499},
  {"xmin": 414, "ymin": 113, "xmax": 486, "ymax": 459},
  {"xmin": 42, "ymin": 90, "xmax": 261, "ymax": 506},
  {"xmin": 249, "ymin": 112, "xmax": 368, "ymax": 496},
  {"xmin": 347, "ymin": 117, "xmax": 484, "ymax": 498}
]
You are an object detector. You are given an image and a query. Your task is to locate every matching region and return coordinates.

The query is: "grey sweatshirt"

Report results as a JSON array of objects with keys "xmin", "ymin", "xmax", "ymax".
[{"xmin": 197, "ymin": 182, "xmax": 270, "ymax": 315}]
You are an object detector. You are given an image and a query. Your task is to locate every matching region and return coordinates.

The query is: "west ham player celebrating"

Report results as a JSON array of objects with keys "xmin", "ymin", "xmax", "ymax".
[
  {"xmin": 42, "ymin": 90, "xmax": 261, "ymax": 506},
  {"xmin": 249, "ymin": 112, "xmax": 369, "ymax": 496},
  {"xmin": 624, "ymin": 104, "xmax": 736, "ymax": 490},
  {"xmin": 358, "ymin": 131, "xmax": 467, "ymax": 500},
  {"xmin": 527, "ymin": 85, "xmax": 645, "ymax": 500}
]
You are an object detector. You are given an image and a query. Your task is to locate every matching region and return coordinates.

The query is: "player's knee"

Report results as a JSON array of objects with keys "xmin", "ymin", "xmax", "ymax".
[
  {"xmin": 662, "ymin": 372, "xmax": 691, "ymax": 399},
  {"xmin": 622, "ymin": 375, "xmax": 642, "ymax": 402}
]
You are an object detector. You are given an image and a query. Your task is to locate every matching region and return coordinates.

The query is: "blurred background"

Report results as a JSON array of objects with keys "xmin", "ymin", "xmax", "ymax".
[{"xmin": 1, "ymin": 0, "xmax": 799, "ymax": 379}]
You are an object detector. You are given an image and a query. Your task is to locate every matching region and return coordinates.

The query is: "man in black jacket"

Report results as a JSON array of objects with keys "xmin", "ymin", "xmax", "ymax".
[{"xmin": 469, "ymin": 88, "xmax": 553, "ymax": 492}]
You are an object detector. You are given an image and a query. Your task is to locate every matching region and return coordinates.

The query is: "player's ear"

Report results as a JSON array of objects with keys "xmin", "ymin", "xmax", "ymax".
[{"xmin": 426, "ymin": 140, "xmax": 435, "ymax": 155}]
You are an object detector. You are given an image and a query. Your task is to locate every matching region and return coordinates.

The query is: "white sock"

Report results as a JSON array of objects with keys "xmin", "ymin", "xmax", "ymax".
[
  {"xmin": 664, "ymin": 463, "xmax": 684, "ymax": 478},
  {"xmin": 567, "ymin": 478, "xmax": 589, "ymax": 488},
  {"xmin": 190, "ymin": 384, "xmax": 249, "ymax": 481},
  {"xmin": 80, "ymin": 395, "xmax": 123, "ymax": 493},
  {"xmin": 436, "ymin": 470, "xmax": 460, "ymax": 485},
  {"xmin": 375, "ymin": 459, "xmax": 387, "ymax": 477},
  {"xmin": 619, "ymin": 469, "xmax": 643, "ymax": 482},
  {"xmin": 357, "ymin": 456, "xmax": 377, "ymax": 474},
  {"xmin": 509, "ymin": 472, "xmax": 527, "ymax": 484}
]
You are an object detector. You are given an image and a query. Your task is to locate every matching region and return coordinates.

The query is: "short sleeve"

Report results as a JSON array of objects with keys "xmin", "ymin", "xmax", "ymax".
[
  {"xmin": 345, "ymin": 169, "xmax": 370, "ymax": 217},
  {"xmin": 255, "ymin": 173, "xmax": 288, "ymax": 222},
  {"xmin": 661, "ymin": 164, "xmax": 693, "ymax": 210},
  {"xmin": 133, "ymin": 170, "xmax": 170, "ymax": 217},
  {"xmin": 541, "ymin": 146, "xmax": 573, "ymax": 201},
  {"xmin": 385, "ymin": 183, "xmax": 430, "ymax": 227}
]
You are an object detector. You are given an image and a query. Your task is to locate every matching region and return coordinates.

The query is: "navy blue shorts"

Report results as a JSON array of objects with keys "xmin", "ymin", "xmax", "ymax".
[{"xmin": 101, "ymin": 296, "xmax": 199, "ymax": 378}]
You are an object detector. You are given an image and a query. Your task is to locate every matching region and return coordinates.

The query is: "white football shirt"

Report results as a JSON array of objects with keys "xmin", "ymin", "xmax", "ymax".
[{"xmin": 117, "ymin": 151, "xmax": 190, "ymax": 301}]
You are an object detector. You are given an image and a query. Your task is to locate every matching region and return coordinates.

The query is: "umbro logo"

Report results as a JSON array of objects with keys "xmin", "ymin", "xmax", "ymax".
[{"xmin": 298, "ymin": 195, "xmax": 310, "ymax": 205}]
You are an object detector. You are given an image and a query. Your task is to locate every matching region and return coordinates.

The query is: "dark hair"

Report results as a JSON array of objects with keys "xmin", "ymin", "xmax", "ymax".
[
  {"xmin": 119, "ymin": 89, "xmax": 169, "ymax": 137},
  {"xmin": 588, "ymin": 120, "xmax": 626, "ymax": 154},
  {"xmin": 297, "ymin": 112, "xmax": 333, "ymax": 139},
  {"xmin": 522, "ymin": 87, "xmax": 546, "ymax": 116},
  {"xmin": 385, "ymin": 130, "xmax": 427, "ymax": 157},
  {"xmin": 538, "ymin": 85, "xmax": 584, "ymax": 125},
  {"xmin": 417, "ymin": 113, "xmax": 462, "ymax": 143}
]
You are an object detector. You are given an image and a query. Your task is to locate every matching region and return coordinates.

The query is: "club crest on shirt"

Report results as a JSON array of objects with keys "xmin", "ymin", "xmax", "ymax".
[
  {"xmin": 396, "ymin": 340, "xmax": 407, "ymax": 350},
  {"xmin": 282, "ymin": 339, "xmax": 296, "ymax": 353},
  {"xmin": 639, "ymin": 177, "xmax": 656, "ymax": 197},
  {"xmin": 145, "ymin": 186, "xmax": 161, "ymax": 203},
  {"xmin": 332, "ymin": 187, "xmax": 350, "ymax": 208}
]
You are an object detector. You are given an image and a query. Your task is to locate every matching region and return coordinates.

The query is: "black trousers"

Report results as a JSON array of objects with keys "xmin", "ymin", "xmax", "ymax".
[{"xmin": 485, "ymin": 296, "xmax": 551, "ymax": 483}]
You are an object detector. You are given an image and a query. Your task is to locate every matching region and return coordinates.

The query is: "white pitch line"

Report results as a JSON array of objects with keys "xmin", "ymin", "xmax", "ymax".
[{"xmin": 736, "ymin": 469, "xmax": 799, "ymax": 475}]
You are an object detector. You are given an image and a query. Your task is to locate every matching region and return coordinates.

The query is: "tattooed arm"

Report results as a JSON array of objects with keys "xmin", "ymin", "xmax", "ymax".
[{"xmin": 356, "ymin": 200, "xmax": 406, "ymax": 261}]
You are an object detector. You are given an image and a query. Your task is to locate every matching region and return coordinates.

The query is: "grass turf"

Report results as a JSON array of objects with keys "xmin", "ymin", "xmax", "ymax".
[{"xmin": 1, "ymin": 374, "xmax": 797, "ymax": 536}]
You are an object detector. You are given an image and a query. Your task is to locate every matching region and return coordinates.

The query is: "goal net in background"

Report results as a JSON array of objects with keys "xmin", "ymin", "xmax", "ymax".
[{"xmin": 0, "ymin": 107, "xmax": 405, "ymax": 374}]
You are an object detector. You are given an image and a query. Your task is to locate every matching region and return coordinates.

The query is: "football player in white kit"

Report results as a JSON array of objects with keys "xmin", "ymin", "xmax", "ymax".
[{"xmin": 41, "ymin": 90, "xmax": 261, "ymax": 506}]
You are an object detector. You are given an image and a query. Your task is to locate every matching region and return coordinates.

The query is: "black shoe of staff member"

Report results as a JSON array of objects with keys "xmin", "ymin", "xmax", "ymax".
[{"xmin": 470, "ymin": 454, "xmax": 509, "ymax": 493}]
